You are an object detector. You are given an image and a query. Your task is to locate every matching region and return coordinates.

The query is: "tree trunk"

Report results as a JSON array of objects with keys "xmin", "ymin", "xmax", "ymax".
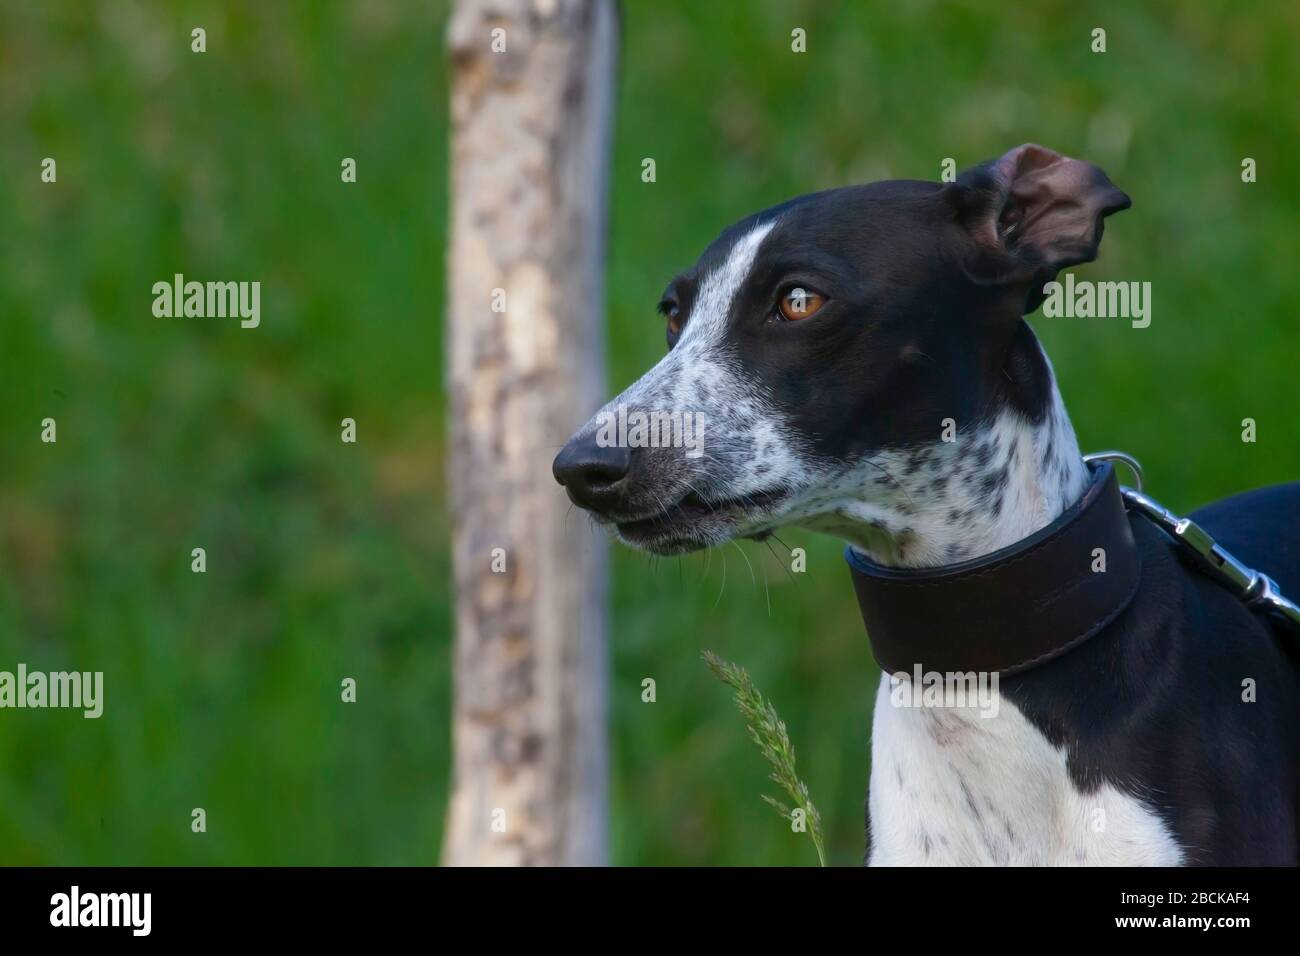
[{"xmin": 442, "ymin": 0, "xmax": 615, "ymax": 866}]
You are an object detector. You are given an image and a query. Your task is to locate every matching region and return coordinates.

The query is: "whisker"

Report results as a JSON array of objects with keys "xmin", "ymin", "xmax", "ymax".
[
  {"xmin": 731, "ymin": 540, "xmax": 757, "ymax": 590},
  {"xmin": 713, "ymin": 546, "xmax": 728, "ymax": 609},
  {"xmin": 864, "ymin": 456, "xmax": 917, "ymax": 509},
  {"xmin": 765, "ymin": 537, "xmax": 798, "ymax": 586}
]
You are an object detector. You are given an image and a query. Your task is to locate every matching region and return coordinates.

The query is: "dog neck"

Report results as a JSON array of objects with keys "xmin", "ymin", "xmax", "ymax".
[{"xmin": 804, "ymin": 350, "xmax": 1090, "ymax": 569}]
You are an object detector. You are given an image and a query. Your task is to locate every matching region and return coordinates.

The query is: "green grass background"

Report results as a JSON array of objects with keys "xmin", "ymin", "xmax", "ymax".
[{"xmin": 0, "ymin": 0, "xmax": 1295, "ymax": 865}]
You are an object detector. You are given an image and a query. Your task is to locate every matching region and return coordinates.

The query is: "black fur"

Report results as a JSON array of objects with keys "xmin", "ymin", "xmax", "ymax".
[
  {"xmin": 660, "ymin": 181, "xmax": 1055, "ymax": 470},
  {"xmin": 1006, "ymin": 484, "xmax": 1300, "ymax": 864}
]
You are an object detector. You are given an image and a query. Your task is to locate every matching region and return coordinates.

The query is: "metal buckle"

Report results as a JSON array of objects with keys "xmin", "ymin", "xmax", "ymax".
[
  {"xmin": 1083, "ymin": 450, "xmax": 1144, "ymax": 492},
  {"xmin": 1251, "ymin": 574, "xmax": 1300, "ymax": 629},
  {"xmin": 1084, "ymin": 451, "xmax": 1300, "ymax": 632}
]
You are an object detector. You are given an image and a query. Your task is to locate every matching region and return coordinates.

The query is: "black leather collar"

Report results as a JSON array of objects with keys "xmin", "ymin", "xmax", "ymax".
[{"xmin": 845, "ymin": 462, "xmax": 1141, "ymax": 676}]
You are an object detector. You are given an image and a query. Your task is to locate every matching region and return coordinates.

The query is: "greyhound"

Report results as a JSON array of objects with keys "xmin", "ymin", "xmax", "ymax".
[{"xmin": 553, "ymin": 145, "xmax": 1300, "ymax": 865}]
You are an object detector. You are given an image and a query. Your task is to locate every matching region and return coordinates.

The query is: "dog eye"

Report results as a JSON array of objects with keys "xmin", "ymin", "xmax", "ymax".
[
  {"xmin": 778, "ymin": 287, "xmax": 826, "ymax": 321},
  {"xmin": 666, "ymin": 305, "xmax": 682, "ymax": 335},
  {"xmin": 661, "ymin": 302, "xmax": 683, "ymax": 338}
]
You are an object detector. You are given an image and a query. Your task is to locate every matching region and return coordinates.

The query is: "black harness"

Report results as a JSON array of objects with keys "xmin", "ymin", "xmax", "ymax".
[{"xmin": 846, "ymin": 454, "xmax": 1300, "ymax": 676}]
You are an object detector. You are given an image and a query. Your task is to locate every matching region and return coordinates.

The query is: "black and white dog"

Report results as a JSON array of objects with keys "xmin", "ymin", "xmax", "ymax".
[{"xmin": 553, "ymin": 144, "xmax": 1300, "ymax": 865}]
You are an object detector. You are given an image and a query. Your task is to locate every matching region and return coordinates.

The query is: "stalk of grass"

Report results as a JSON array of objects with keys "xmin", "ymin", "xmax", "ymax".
[{"xmin": 702, "ymin": 650, "xmax": 826, "ymax": 866}]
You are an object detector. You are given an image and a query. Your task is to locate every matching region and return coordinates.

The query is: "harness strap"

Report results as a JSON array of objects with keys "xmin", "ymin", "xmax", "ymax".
[
  {"xmin": 846, "ymin": 456, "xmax": 1300, "ymax": 677},
  {"xmin": 846, "ymin": 462, "xmax": 1140, "ymax": 676}
]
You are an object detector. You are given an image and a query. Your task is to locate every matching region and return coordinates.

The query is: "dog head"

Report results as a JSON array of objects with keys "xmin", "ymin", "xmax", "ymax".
[{"xmin": 553, "ymin": 144, "xmax": 1129, "ymax": 556}]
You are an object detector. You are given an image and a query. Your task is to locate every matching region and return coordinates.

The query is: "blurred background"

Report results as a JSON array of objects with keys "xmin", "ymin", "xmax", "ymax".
[{"xmin": 1, "ymin": 0, "xmax": 1296, "ymax": 865}]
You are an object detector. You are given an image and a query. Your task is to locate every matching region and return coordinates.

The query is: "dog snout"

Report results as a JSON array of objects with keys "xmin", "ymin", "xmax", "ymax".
[{"xmin": 552, "ymin": 434, "xmax": 632, "ymax": 513}]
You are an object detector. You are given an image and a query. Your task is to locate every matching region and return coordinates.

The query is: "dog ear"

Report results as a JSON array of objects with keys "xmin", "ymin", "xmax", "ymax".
[{"xmin": 948, "ymin": 144, "xmax": 1130, "ymax": 312}]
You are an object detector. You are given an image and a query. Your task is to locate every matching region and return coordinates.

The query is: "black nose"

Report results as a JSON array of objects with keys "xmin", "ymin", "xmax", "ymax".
[{"xmin": 552, "ymin": 434, "xmax": 631, "ymax": 513}]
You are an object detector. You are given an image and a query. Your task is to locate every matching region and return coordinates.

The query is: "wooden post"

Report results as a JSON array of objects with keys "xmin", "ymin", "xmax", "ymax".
[{"xmin": 443, "ymin": 0, "xmax": 616, "ymax": 866}]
